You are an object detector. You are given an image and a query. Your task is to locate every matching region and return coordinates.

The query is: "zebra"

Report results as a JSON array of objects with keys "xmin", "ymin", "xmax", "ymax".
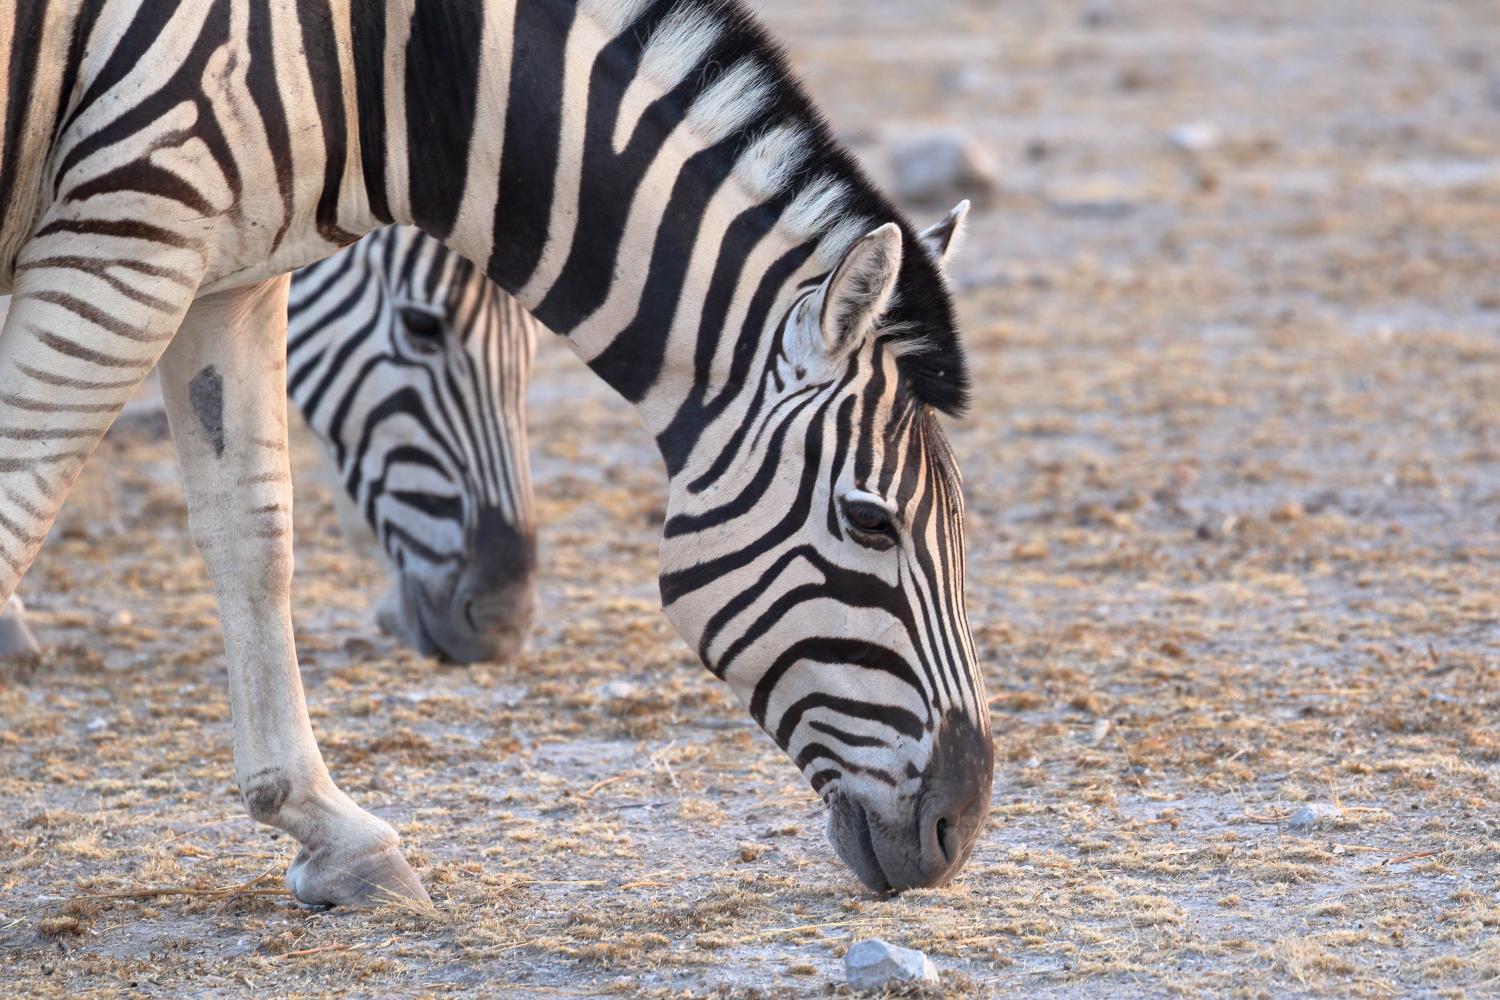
[
  {"xmin": 0, "ymin": 227, "xmax": 542, "ymax": 667},
  {"xmin": 287, "ymin": 226, "xmax": 540, "ymax": 665},
  {"xmin": 0, "ymin": 0, "xmax": 992, "ymax": 905}
]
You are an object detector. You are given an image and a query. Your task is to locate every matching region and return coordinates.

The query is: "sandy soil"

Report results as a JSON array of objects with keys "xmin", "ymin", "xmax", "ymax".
[{"xmin": 5, "ymin": 0, "xmax": 1500, "ymax": 997}]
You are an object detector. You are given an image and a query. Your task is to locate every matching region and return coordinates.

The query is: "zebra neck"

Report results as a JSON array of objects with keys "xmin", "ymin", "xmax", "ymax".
[{"xmin": 382, "ymin": 0, "xmax": 867, "ymax": 459}]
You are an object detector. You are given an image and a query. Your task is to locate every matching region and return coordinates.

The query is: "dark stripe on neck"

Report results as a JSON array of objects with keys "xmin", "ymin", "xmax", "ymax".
[
  {"xmin": 531, "ymin": 3, "xmax": 693, "ymax": 332},
  {"xmin": 487, "ymin": 0, "xmax": 577, "ymax": 290},
  {"xmin": 405, "ymin": 0, "xmax": 484, "ymax": 237},
  {"xmin": 582, "ymin": 136, "xmax": 744, "ymax": 400},
  {"xmin": 295, "ymin": 0, "xmax": 360, "ymax": 244},
  {"xmin": 351, "ymin": 0, "xmax": 391, "ymax": 225},
  {"xmin": 247, "ymin": 0, "xmax": 296, "ymax": 250}
]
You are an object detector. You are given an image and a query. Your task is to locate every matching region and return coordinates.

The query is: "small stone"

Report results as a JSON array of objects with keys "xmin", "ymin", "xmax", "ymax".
[
  {"xmin": 844, "ymin": 937, "xmax": 939, "ymax": 991},
  {"xmin": 1166, "ymin": 121, "xmax": 1223, "ymax": 152},
  {"xmin": 889, "ymin": 131, "xmax": 997, "ymax": 206},
  {"xmin": 597, "ymin": 680, "xmax": 638, "ymax": 701},
  {"xmin": 1287, "ymin": 803, "xmax": 1342, "ymax": 830}
]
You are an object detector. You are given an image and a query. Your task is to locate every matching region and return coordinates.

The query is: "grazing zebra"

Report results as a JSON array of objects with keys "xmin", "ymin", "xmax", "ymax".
[
  {"xmin": 0, "ymin": 228, "xmax": 541, "ymax": 668},
  {"xmin": 288, "ymin": 226, "xmax": 539, "ymax": 665},
  {"xmin": 0, "ymin": 0, "xmax": 992, "ymax": 904}
]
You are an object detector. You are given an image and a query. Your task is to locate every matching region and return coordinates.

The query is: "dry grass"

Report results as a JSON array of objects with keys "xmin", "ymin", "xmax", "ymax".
[{"xmin": 6, "ymin": 0, "xmax": 1500, "ymax": 996}]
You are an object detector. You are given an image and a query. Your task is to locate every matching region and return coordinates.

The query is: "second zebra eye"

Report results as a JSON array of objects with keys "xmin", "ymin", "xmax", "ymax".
[{"xmin": 398, "ymin": 307, "xmax": 445, "ymax": 351}]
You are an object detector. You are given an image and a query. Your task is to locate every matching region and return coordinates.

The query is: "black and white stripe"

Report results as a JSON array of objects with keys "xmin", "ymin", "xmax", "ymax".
[
  {"xmin": 288, "ymin": 226, "xmax": 539, "ymax": 665},
  {"xmin": 0, "ymin": 0, "xmax": 992, "ymax": 898}
]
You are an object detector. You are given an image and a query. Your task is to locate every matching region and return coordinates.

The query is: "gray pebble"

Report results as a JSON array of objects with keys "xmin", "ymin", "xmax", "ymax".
[
  {"xmin": 1287, "ymin": 802, "xmax": 1342, "ymax": 830},
  {"xmin": 890, "ymin": 132, "xmax": 996, "ymax": 206},
  {"xmin": 844, "ymin": 937, "xmax": 939, "ymax": 991}
]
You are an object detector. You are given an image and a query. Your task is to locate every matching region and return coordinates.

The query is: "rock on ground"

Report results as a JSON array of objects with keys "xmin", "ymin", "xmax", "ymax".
[
  {"xmin": 844, "ymin": 937, "xmax": 940, "ymax": 991},
  {"xmin": 1287, "ymin": 803, "xmax": 1343, "ymax": 830},
  {"xmin": 889, "ymin": 131, "xmax": 996, "ymax": 206}
]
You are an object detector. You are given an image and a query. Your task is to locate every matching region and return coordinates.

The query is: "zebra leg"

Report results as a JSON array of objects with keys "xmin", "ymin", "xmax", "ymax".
[
  {"xmin": 0, "ymin": 244, "xmax": 200, "ymax": 617},
  {"xmin": 157, "ymin": 276, "xmax": 428, "ymax": 908}
]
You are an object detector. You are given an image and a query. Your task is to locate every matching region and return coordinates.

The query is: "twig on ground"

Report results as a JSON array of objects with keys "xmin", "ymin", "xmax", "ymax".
[
  {"xmin": 212, "ymin": 866, "xmax": 280, "ymax": 913},
  {"xmin": 278, "ymin": 943, "xmax": 357, "ymax": 959},
  {"xmin": 1380, "ymin": 849, "xmax": 1440, "ymax": 866},
  {"xmin": 582, "ymin": 774, "xmax": 632, "ymax": 797}
]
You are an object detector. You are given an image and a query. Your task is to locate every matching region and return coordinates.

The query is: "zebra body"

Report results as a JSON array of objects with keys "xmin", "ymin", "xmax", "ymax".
[
  {"xmin": 288, "ymin": 226, "xmax": 539, "ymax": 665},
  {"xmin": 0, "ymin": 0, "xmax": 991, "ymax": 902}
]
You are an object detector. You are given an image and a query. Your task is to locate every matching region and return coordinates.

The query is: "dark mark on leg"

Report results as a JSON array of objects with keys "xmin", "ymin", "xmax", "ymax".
[
  {"xmin": 243, "ymin": 769, "xmax": 291, "ymax": 822},
  {"xmin": 189, "ymin": 365, "xmax": 225, "ymax": 457}
]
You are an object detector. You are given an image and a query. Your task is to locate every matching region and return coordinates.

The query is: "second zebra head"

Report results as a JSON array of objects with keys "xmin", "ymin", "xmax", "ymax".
[{"xmin": 288, "ymin": 228, "xmax": 539, "ymax": 665}]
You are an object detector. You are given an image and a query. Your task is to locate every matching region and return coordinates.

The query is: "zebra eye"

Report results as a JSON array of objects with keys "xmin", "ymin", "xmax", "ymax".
[
  {"xmin": 843, "ymin": 499, "xmax": 894, "ymax": 539},
  {"xmin": 398, "ymin": 308, "xmax": 445, "ymax": 352}
]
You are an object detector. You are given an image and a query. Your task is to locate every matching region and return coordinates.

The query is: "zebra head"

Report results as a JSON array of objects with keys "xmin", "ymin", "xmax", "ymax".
[
  {"xmin": 657, "ymin": 206, "xmax": 992, "ymax": 892},
  {"xmin": 288, "ymin": 229, "xmax": 540, "ymax": 665}
]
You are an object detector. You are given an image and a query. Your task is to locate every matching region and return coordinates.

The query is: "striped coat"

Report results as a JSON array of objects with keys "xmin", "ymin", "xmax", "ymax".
[{"xmin": 0, "ymin": 0, "xmax": 990, "ymax": 903}]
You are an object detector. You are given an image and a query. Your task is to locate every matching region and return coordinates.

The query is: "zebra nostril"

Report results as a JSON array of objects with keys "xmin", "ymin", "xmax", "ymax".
[{"xmin": 935, "ymin": 816, "xmax": 956, "ymax": 864}]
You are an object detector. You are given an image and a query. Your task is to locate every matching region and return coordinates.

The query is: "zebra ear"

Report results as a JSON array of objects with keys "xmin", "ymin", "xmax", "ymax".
[
  {"xmin": 917, "ymin": 201, "xmax": 969, "ymax": 268},
  {"xmin": 819, "ymin": 222, "xmax": 903, "ymax": 355}
]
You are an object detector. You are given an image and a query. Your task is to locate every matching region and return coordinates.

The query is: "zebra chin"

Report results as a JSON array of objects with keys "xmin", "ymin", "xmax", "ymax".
[{"xmin": 821, "ymin": 710, "xmax": 993, "ymax": 892}]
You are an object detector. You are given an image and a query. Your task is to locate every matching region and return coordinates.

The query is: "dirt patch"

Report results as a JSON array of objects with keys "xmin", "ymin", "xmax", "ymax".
[{"xmin": 5, "ymin": 0, "xmax": 1500, "ymax": 997}]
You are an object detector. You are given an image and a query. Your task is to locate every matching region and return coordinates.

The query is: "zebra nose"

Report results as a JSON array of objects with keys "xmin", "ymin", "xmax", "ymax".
[
  {"xmin": 915, "ymin": 775, "xmax": 990, "ymax": 881},
  {"xmin": 827, "ymin": 711, "xmax": 993, "ymax": 892},
  {"xmin": 440, "ymin": 508, "xmax": 536, "ymax": 663}
]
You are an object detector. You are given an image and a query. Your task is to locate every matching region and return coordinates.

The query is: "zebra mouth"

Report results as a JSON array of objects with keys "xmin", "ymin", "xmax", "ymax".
[{"xmin": 828, "ymin": 795, "xmax": 891, "ymax": 892}]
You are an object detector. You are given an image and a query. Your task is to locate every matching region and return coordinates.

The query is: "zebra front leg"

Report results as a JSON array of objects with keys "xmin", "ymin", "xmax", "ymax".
[{"xmin": 157, "ymin": 276, "xmax": 428, "ymax": 908}]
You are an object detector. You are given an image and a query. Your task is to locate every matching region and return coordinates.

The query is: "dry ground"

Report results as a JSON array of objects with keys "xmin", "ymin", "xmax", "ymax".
[{"xmin": 5, "ymin": 0, "xmax": 1500, "ymax": 997}]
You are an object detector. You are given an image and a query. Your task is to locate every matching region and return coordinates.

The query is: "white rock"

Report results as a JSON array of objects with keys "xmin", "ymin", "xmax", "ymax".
[
  {"xmin": 1166, "ymin": 121, "xmax": 1223, "ymax": 152},
  {"xmin": 596, "ymin": 679, "xmax": 639, "ymax": 701},
  {"xmin": 844, "ymin": 937, "xmax": 939, "ymax": 991},
  {"xmin": 1287, "ymin": 802, "xmax": 1341, "ymax": 830},
  {"xmin": 890, "ymin": 131, "xmax": 997, "ymax": 205}
]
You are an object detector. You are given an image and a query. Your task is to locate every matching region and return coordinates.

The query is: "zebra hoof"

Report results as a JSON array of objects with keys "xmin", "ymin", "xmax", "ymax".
[{"xmin": 284, "ymin": 844, "xmax": 430, "ymax": 909}]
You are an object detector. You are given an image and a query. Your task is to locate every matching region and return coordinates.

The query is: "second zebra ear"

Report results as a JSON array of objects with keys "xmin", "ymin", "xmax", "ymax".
[
  {"xmin": 819, "ymin": 222, "xmax": 904, "ymax": 355},
  {"xmin": 917, "ymin": 200, "xmax": 969, "ymax": 268}
]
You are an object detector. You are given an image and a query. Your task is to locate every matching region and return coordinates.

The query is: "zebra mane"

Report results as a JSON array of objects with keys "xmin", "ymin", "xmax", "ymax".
[{"xmin": 586, "ymin": 0, "xmax": 971, "ymax": 417}]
